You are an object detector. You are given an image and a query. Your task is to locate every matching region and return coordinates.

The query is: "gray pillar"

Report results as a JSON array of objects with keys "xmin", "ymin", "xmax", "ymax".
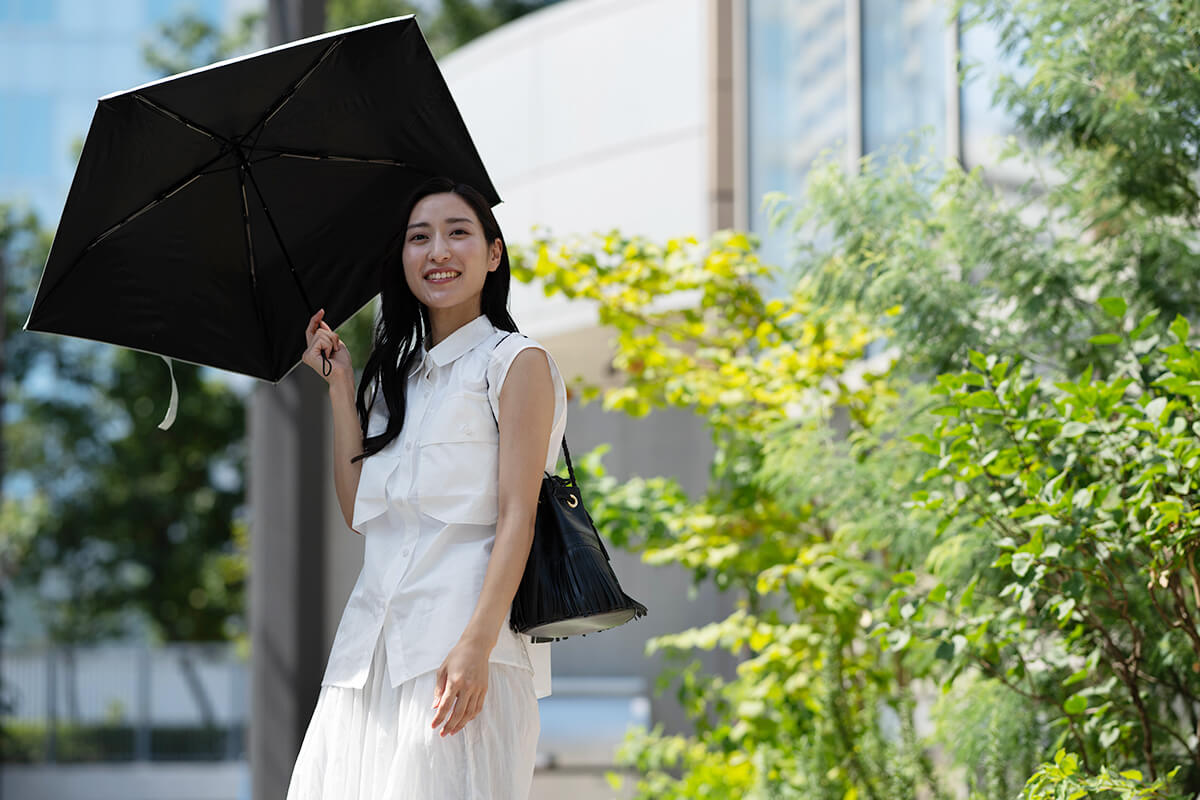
[
  {"xmin": 267, "ymin": 0, "xmax": 326, "ymax": 45},
  {"xmin": 249, "ymin": 371, "xmax": 328, "ymax": 799},
  {"xmin": 251, "ymin": 7, "xmax": 327, "ymax": 799}
]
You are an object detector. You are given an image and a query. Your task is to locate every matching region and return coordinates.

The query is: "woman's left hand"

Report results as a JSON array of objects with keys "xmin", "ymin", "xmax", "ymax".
[{"xmin": 431, "ymin": 636, "xmax": 490, "ymax": 736}]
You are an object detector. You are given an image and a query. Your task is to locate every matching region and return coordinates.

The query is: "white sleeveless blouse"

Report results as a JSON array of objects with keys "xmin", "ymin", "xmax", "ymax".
[{"xmin": 320, "ymin": 314, "xmax": 567, "ymax": 698}]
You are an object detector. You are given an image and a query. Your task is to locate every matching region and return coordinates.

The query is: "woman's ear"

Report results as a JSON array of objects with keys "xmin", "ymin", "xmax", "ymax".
[{"xmin": 488, "ymin": 238, "xmax": 502, "ymax": 272}]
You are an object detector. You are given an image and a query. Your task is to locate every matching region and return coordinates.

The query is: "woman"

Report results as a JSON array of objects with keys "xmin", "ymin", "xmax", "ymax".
[{"xmin": 286, "ymin": 177, "xmax": 566, "ymax": 799}]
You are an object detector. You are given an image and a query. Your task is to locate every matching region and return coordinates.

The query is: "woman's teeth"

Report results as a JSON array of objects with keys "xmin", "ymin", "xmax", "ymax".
[{"xmin": 426, "ymin": 271, "xmax": 459, "ymax": 281}]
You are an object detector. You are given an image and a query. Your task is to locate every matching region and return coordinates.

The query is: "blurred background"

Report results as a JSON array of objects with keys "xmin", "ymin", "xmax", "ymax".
[{"xmin": 2, "ymin": 0, "xmax": 1037, "ymax": 798}]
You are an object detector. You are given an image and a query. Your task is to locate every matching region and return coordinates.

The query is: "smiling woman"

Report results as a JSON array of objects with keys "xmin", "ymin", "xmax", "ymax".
[
  {"xmin": 401, "ymin": 193, "xmax": 504, "ymax": 337},
  {"xmin": 285, "ymin": 177, "xmax": 567, "ymax": 800}
]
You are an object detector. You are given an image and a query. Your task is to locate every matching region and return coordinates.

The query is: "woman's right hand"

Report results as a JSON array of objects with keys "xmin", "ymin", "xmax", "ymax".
[{"xmin": 302, "ymin": 309, "xmax": 353, "ymax": 385}]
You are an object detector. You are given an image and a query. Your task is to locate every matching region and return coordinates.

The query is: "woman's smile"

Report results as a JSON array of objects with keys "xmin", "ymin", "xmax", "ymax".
[{"xmin": 424, "ymin": 269, "xmax": 462, "ymax": 284}]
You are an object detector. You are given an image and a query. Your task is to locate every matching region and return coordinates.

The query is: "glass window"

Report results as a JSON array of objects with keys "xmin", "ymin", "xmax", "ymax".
[
  {"xmin": 861, "ymin": 0, "xmax": 946, "ymax": 158},
  {"xmin": 0, "ymin": 92, "xmax": 53, "ymax": 180},
  {"xmin": 747, "ymin": 0, "xmax": 848, "ymax": 265},
  {"xmin": 0, "ymin": 0, "xmax": 57, "ymax": 24},
  {"xmin": 17, "ymin": 0, "xmax": 56, "ymax": 24},
  {"xmin": 959, "ymin": 15, "xmax": 1023, "ymax": 171}
]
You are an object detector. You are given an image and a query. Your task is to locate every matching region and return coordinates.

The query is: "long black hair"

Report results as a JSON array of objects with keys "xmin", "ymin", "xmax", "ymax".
[{"xmin": 353, "ymin": 177, "xmax": 517, "ymax": 462}]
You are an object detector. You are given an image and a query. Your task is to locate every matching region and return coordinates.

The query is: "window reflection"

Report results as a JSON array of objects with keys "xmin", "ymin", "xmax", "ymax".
[
  {"xmin": 0, "ymin": 92, "xmax": 53, "ymax": 179},
  {"xmin": 861, "ymin": 0, "xmax": 946, "ymax": 158},
  {"xmin": 0, "ymin": 0, "xmax": 57, "ymax": 25},
  {"xmin": 960, "ymin": 16, "xmax": 1025, "ymax": 174},
  {"xmin": 747, "ymin": 0, "xmax": 847, "ymax": 266}
]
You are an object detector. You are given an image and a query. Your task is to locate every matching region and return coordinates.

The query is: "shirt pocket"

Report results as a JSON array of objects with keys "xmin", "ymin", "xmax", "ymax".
[{"xmin": 416, "ymin": 391, "xmax": 498, "ymax": 525}]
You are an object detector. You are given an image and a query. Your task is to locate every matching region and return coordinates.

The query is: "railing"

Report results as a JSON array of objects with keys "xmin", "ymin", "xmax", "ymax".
[{"xmin": 1, "ymin": 642, "xmax": 246, "ymax": 763}]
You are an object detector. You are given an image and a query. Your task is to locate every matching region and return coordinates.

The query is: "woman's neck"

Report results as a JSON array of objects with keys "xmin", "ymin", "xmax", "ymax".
[{"xmin": 427, "ymin": 306, "xmax": 483, "ymax": 347}]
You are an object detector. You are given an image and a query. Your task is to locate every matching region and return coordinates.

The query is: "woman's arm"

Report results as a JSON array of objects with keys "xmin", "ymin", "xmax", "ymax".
[
  {"xmin": 430, "ymin": 347, "xmax": 555, "ymax": 736},
  {"xmin": 301, "ymin": 309, "xmax": 364, "ymax": 533}
]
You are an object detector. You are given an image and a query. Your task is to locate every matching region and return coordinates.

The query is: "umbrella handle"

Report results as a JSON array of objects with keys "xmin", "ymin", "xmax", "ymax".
[{"xmin": 321, "ymin": 350, "xmax": 331, "ymax": 377}]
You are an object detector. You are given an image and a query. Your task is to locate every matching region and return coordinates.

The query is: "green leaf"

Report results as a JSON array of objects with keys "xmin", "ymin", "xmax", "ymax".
[
  {"xmin": 1099, "ymin": 726, "xmax": 1121, "ymax": 749},
  {"xmin": 1087, "ymin": 333, "xmax": 1122, "ymax": 346},
  {"xmin": 1144, "ymin": 396, "xmax": 1167, "ymax": 420},
  {"xmin": 1098, "ymin": 297, "xmax": 1127, "ymax": 318},
  {"xmin": 1061, "ymin": 421, "xmax": 1087, "ymax": 437},
  {"xmin": 1062, "ymin": 668, "xmax": 1088, "ymax": 687},
  {"xmin": 1131, "ymin": 310, "xmax": 1160, "ymax": 339},
  {"xmin": 1011, "ymin": 551, "xmax": 1035, "ymax": 577},
  {"xmin": 1170, "ymin": 314, "xmax": 1190, "ymax": 343},
  {"xmin": 1063, "ymin": 694, "xmax": 1087, "ymax": 714},
  {"xmin": 1072, "ymin": 488, "xmax": 1093, "ymax": 509},
  {"xmin": 1119, "ymin": 770, "xmax": 1144, "ymax": 782},
  {"xmin": 962, "ymin": 390, "xmax": 999, "ymax": 409}
]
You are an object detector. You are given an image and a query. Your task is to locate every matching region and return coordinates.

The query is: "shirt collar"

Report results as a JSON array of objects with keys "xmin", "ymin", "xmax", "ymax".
[{"xmin": 418, "ymin": 315, "xmax": 498, "ymax": 371}]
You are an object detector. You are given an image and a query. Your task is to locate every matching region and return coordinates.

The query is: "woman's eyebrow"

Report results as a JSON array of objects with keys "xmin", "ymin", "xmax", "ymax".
[{"xmin": 406, "ymin": 217, "xmax": 474, "ymax": 230}]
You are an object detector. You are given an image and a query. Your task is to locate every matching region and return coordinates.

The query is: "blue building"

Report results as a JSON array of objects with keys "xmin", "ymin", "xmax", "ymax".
[{"xmin": 0, "ymin": 0, "xmax": 261, "ymax": 222}]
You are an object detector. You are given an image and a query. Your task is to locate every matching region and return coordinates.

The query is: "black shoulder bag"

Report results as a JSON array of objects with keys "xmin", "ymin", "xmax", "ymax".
[{"xmin": 488, "ymin": 334, "xmax": 648, "ymax": 642}]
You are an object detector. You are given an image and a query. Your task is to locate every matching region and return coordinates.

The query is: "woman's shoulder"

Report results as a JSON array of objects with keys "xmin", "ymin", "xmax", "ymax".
[{"xmin": 486, "ymin": 331, "xmax": 557, "ymax": 373}]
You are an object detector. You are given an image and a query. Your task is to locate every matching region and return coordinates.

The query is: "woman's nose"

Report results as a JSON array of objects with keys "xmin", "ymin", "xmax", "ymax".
[{"xmin": 430, "ymin": 234, "xmax": 451, "ymax": 262}]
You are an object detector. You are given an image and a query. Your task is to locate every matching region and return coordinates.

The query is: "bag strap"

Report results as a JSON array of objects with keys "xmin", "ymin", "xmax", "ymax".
[{"xmin": 488, "ymin": 331, "xmax": 573, "ymax": 484}]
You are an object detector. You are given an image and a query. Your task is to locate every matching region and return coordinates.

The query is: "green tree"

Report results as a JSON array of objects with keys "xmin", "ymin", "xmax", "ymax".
[
  {"xmin": 326, "ymin": 0, "xmax": 553, "ymax": 55},
  {"xmin": 509, "ymin": 0, "xmax": 1200, "ymax": 797},
  {"xmin": 3, "ymin": 204, "xmax": 248, "ymax": 646},
  {"xmin": 905, "ymin": 309, "xmax": 1200, "ymax": 791},
  {"xmin": 142, "ymin": 9, "xmax": 263, "ymax": 76}
]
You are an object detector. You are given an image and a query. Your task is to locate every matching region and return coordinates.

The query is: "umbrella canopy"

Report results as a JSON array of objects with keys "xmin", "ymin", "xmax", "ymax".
[{"xmin": 25, "ymin": 15, "xmax": 498, "ymax": 382}]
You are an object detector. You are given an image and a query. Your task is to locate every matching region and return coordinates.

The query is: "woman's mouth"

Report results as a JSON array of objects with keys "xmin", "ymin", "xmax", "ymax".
[{"xmin": 424, "ymin": 270, "xmax": 461, "ymax": 284}]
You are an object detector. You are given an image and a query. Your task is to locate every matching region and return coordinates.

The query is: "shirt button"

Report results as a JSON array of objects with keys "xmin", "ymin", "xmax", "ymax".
[
  {"xmin": 404, "ymin": 441, "xmax": 412, "ymax": 450},
  {"xmin": 401, "ymin": 548, "xmax": 411, "ymax": 557}
]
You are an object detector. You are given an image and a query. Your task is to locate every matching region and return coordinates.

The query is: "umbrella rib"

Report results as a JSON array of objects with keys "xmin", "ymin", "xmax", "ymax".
[
  {"xmin": 239, "ymin": 166, "xmax": 273, "ymax": 365},
  {"xmin": 133, "ymin": 94, "xmax": 233, "ymax": 146},
  {"xmin": 239, "ymin": 168, "xmax": 261, "ymax": 289},
  {"xmin": 84, "ymin": 147, "xmax": 234, "ymax": 254},
  {"xmin": 269, "ymin": 150, "xmax": 422, "ymax": 169},
  {"xmin": 32, "ymin": 145, "xmax": 235, "ymax": 321},
  {"xmin": 245, "ymin": 38, "xmax": 344, "ymax": 147},
  {"xmin": 242, "ymin": 164, "xmax": 317, "ymax": 317}
]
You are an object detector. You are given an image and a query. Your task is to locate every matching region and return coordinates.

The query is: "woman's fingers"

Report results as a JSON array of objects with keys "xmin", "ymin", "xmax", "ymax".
[
  {"xmin": 440, "ymin": 687, "xmax": 487, "ymax": 736},
  {"xmin": 300, "ymin": 310, "xmax": 352, "ymax": 379},
  {"xmin": 440, "ymin": 691, "xmax": 471, "ymax": 736},
  {"xmin": 306, "ymin": 309, "xmax": 325, "ymax": 337},
  {"xmin": 305, "ymin": 311, "xmax": 341, "ymax": 352},
  {"xmin": 432, "ymin": 691, "xmax": 458, "ymax": 731},
  {"xmin": 307, "ymin": 330, "xmax": 339, "ymax": 356},
  {"xmin": 431, "ymin": 682, "xmax": 486, "ymax": 735},
  {"xmin": 447, "ymin": 693, "xmax": 483, "ymax": 736}
]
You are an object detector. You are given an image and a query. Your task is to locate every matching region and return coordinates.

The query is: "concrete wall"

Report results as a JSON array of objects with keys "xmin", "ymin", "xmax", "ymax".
[{"xmin": 441, "ymin": 0, "xmax": 713, "ymax": 341}]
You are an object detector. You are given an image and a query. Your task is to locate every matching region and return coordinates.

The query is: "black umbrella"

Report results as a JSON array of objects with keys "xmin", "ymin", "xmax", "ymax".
[{"xmin": 25, "ymin": 15, "xmax": 498, "ymax": 383}]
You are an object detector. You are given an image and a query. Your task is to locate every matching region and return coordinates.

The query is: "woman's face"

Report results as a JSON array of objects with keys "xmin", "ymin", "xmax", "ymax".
[{"xmin": 402, "ymin": 192, "xmax": 501, "ymax": 321}]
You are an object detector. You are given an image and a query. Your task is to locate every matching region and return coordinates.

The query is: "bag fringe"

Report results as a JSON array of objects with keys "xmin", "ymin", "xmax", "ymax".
[{"xmin": 510, "ymin": 542, "xmax": 647, "ymax": 639}]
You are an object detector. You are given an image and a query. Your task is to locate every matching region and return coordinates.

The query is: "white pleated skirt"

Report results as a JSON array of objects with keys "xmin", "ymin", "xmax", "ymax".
[{"xmin": 286, "ymin": 633, "xmax": 540, "ymax": 800}]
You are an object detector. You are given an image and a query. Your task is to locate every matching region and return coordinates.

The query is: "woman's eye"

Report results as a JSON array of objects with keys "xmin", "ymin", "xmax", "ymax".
[
  {"xmin": 451, "ymin": 229, "xmax": 468, "ymax": 236},
  {"xmin": 410, "ymin": 233, "xmax": 427, "ymax": 242}
]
